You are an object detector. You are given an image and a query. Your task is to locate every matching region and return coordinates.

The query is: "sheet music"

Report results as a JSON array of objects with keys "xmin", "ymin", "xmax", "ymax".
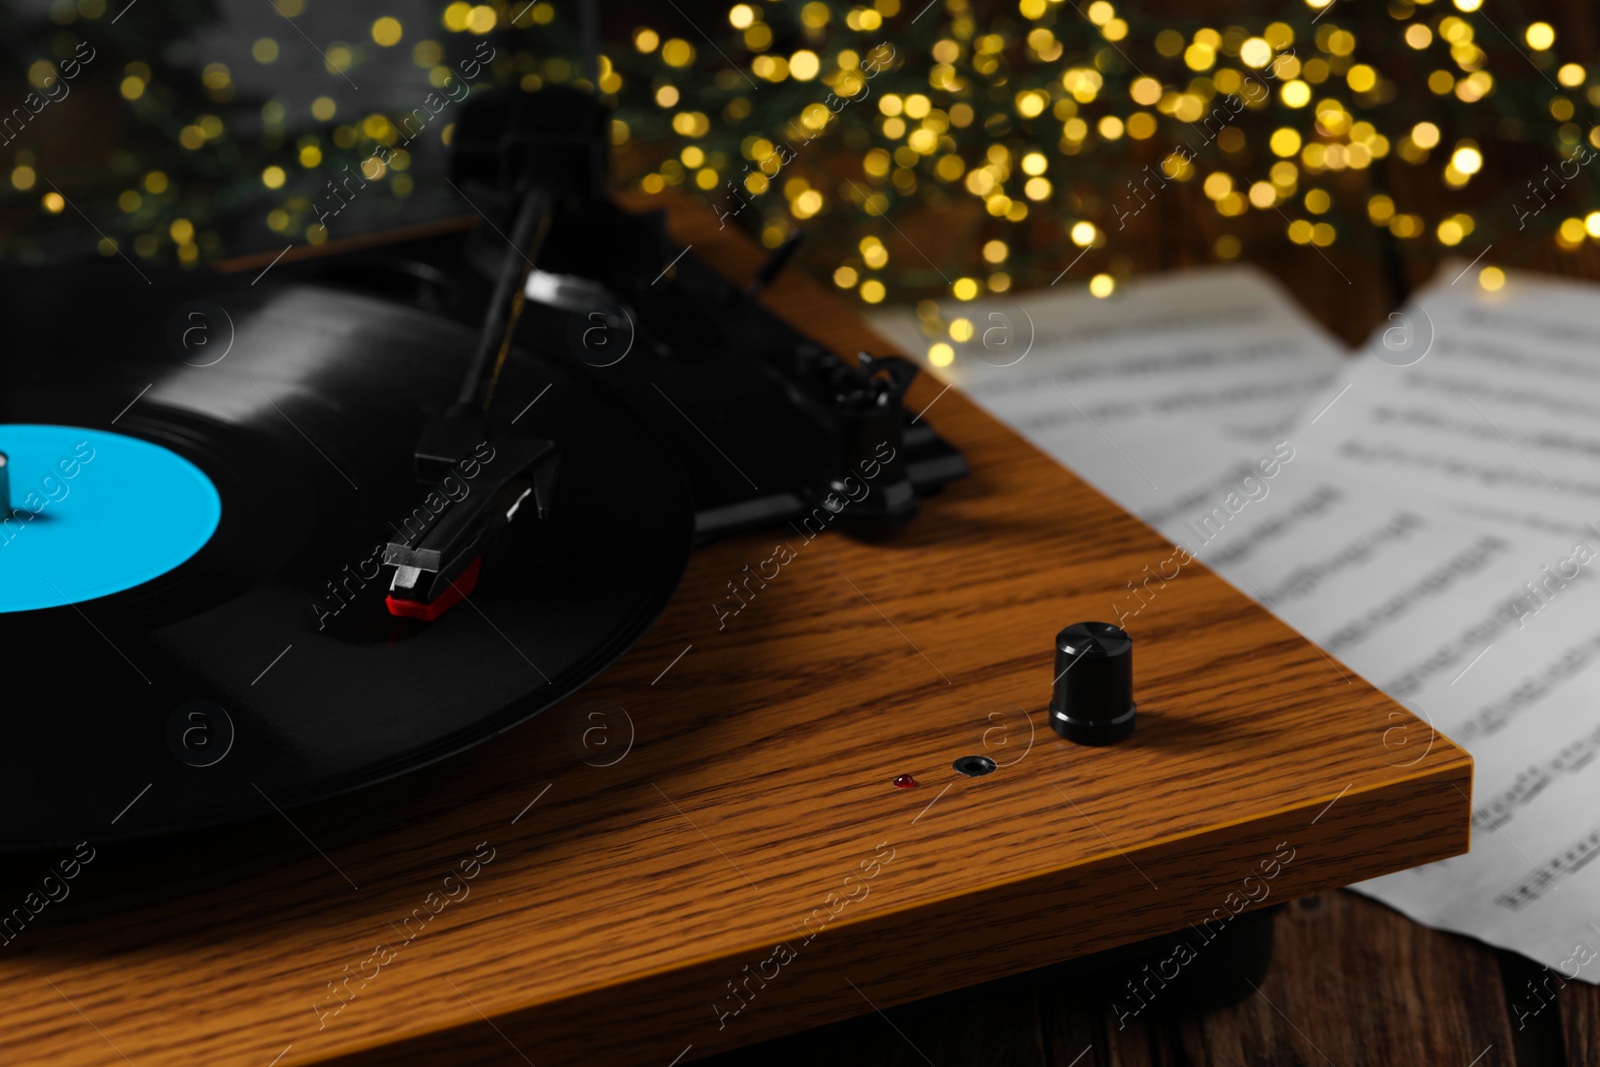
[
  {"xmin": 875, "ymin": 266, "xmax": 1600, "ymax": 983},
  {"xmin": 1303, "ymin": 269, "xmax": 1600, "ymax": 540},
  {"xmin": 1285, "ymin": 272, "xmax": 1600, "ymax": 980},
  {"xmin": 868, "ymin": 265, "xmax": 1345, "ymax": 504},
  {"xmin": 1135, "ymin": 427, "xmax": 1600, "ymax": 984}
]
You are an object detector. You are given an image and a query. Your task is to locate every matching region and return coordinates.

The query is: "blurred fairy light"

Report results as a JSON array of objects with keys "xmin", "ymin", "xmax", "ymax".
[
  {"xmin": 13, "ymin": 0, "xmax": 1598, "ymax": 308},
  {"xmin": 605, "ymin": 0, "xmax": 1594, "ymax": 314}
]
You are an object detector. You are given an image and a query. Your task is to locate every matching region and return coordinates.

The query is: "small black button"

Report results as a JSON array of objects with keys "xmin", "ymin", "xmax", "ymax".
[{"xmin": 953, "ymin": 754, "xmax": 998, "ymax": 777}]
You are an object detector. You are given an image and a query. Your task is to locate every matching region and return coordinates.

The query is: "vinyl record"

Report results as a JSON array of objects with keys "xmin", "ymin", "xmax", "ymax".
[{"xmin": 0, "ymin": 264, "xmax": 693, "ymax": 851}]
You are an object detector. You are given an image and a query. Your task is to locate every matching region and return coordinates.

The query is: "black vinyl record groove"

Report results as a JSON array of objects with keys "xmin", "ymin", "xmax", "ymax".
[{"xmin": 0, "ymin": 265, "xmax": 692, "ymax": 851}]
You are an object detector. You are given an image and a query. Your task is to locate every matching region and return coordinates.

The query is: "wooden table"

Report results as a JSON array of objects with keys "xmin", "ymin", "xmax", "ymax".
[{"xmin": 700, "ymin": 889, "xmax": 1590, "ymax": 1067}]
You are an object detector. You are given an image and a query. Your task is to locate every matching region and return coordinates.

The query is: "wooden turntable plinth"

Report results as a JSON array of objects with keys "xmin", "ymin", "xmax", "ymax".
[{"xmin": 0, "ymin": 195, "xmax": 1471, "ymax": 1066}]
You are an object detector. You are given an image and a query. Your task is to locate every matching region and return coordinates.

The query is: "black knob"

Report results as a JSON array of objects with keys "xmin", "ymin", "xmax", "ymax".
[{"xmin": 1049, "ymin": 622, "xmax": 1136, "ymax": 745}]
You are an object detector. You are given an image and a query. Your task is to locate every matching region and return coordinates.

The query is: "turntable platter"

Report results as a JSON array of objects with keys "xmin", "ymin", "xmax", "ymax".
[{"xmin": 0, "ymin": 264, "xmax": 693, "ymax": 851}]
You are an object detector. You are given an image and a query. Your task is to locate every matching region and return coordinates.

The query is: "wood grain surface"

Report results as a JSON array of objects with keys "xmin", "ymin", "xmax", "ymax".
[
  {"xmin": 698, "ymin": 891, "xmax": 1533, "ymax": 1067},
  {"xmin": 0, "ymin": 191, "xmax": 1471, "ymax": 1066}
]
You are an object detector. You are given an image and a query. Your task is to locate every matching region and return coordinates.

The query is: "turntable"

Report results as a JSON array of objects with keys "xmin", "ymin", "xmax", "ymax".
[{"xmin": 0, "ymin": 80, "xmax": 1471, "ymax": 1066}]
